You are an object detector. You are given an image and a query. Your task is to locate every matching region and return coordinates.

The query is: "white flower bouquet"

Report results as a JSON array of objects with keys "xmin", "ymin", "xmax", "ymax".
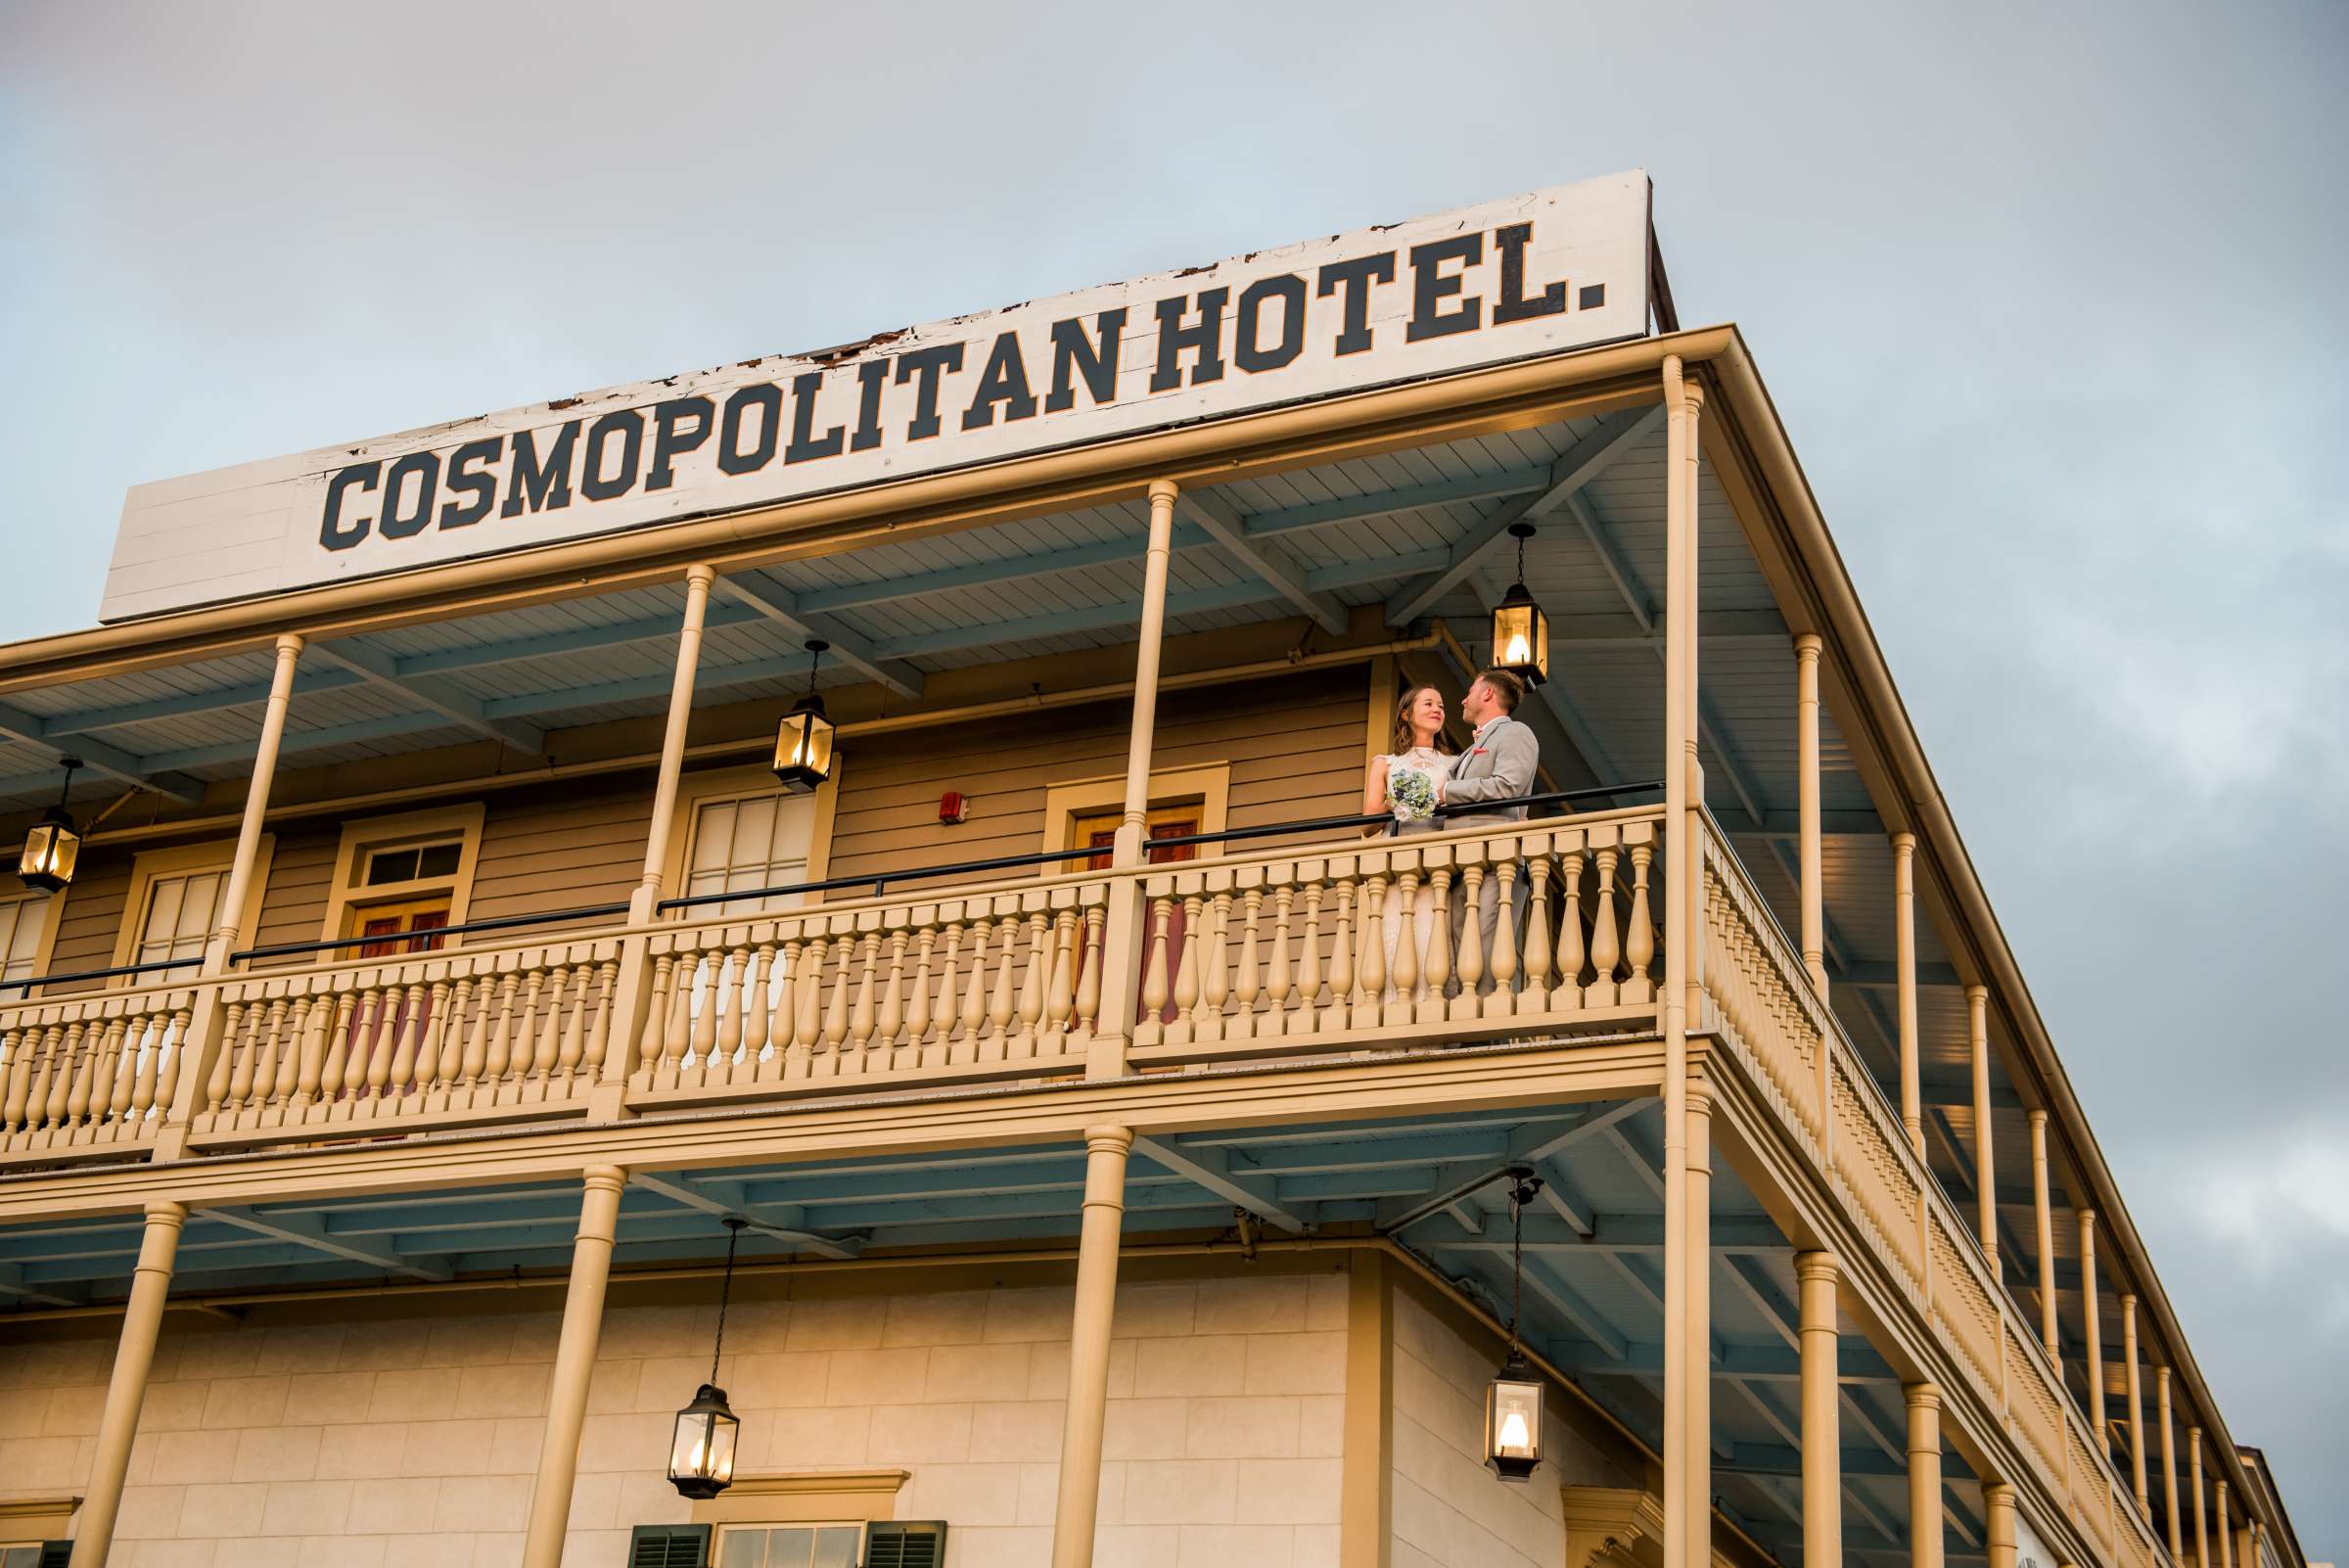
[{"xmin": 1389, "ymin": 765, "xmax": 1439, "ymax": 822}]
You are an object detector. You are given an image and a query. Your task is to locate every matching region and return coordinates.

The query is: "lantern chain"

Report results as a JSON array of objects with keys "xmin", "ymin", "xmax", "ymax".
[
  {"xmin": 1503, "ymin": 1166, "xmax": 1543, "ymax": 1360},
  {"xmin": 710, "ymin": 1217, "xmax": 747, "ymax": 1385}
]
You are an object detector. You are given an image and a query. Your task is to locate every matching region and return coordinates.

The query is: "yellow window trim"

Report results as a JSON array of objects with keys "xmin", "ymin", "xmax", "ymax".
[
  {"xmin": 108, "ymin": 836, "xmax": 275, "ymax": 977},
  {"xmin": 659, "ymin": 761, "xmax": 840, "ymax": 906},
  {"xmin": 0, "ymin": 888, "xmax": 68, "ymax": 986},
  {"xmin": 317, "ymin": 804, "xmax": 485, "ymax": 945},
  {"xmin": 1039, "ymin": 762, "xmax": 1230, "ymax": 864},
  {"xmin": 688, "ymin": 1468, "xmax": 907, "ymax": 1526}
]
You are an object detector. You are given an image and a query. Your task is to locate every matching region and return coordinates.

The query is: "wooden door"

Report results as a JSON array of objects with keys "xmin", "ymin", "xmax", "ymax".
[{"xmin": 1071, "ymin": 808, "xmax": 1200, "ymax": 1022}]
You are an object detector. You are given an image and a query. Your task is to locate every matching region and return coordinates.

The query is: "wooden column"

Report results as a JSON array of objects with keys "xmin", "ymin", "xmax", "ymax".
[
  {"xmin": 1681, "ymin": 1080, "xmax": 1714, "ymax": 1562},
  {"xmin": 2031, "ymin": 1108, "xmax": 2058, "ymax": 1357},
  {"xmin": 2189, "ymin": 1427, "xmax": 2209, "ymax": 1568},
  {"xmin": 1793, "ymin": 633, "xmax": 1827, "ymax": 996},
  {"xmin": 632, "ymin": 565, "xmax": 716, "ymax": 922},
  {"xmin": 70, "ymin": 1201, "xmax": 187, "ymax": 1568},
  {"xmin": 1892, "ymin": 830, "xmax": 1923, "ymax": 1157},
  {"xmin": 2123, "ymin": 1295, "xmax": 2148, "ymax": 1512},
  {"xmin": 521, "ymin": 1166, "xmax": 625, "ymax": 1568},
  {"xmin": 1907, "ymin": 1383, "xmax": 1945, "ymax": 1568},
  {"xmin": 2215, "ymin": 1485, "xmax": 2234, "ymax": 1568},
  {"xmin": 2081, "ymin": 1209, "xmax": 2105, "ymax": 1436},
  {"xmin": 1967, "ymin": 983, "xmax": 1996, "ymax": 1269},
  {"xmin": 1986, "ymin": 1482, "xmax": 2019, "ymax": 1568},
  {"xmin": 2159, "ymin": 1367, "xmax": 2183, "ymax": 1562},
  {"xmin": 1659, "ymin": 356, "xmax": 1708, "ymax": 1568},
  {"xmin": 1796, "ymin": 1251, "xmax": 1842, "ymax": 1568},
  {"xmin": 207, "ymin": 631, "xmax": 303, "ymax": 968},
  {"xmin": 1050, "ymin": 1126, "xmax": 1133, "ymax": 1568}
]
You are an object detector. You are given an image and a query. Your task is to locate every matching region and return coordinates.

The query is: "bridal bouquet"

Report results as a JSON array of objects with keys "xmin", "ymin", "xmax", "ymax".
[{"xmin": 1389, "ymin": 765, "xmax": 1439, "ymax": 823}]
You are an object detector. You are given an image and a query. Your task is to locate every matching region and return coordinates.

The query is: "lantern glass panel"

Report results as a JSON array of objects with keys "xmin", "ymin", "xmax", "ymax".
[
  {"xmin": 1484, "ymin": 1372, "xmax": 1543, "ymax": 1480},
  {"xmin": 668, "ymin": 1387, "xmax": 740, "ymax": 1498},
  {"xmin": 772, "ymin": 705, "xmax": 836, "ymax": 792},
  {"xmin": 1492, "ymin": 596, "xmax": 1549, "ymax": 686},
  {"xmin": 18, "ymin": 817, "xmax": 78, "ymax": 893}
]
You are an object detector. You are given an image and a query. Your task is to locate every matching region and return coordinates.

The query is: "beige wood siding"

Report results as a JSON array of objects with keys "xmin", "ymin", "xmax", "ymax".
[{"xmin": 465, "ymin": 780, "xmax": 653, "ymax": 929}]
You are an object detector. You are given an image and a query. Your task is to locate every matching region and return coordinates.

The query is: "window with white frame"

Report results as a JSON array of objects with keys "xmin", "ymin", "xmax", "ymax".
[
  {"xmin": 130, "ymin": 864, "xmax": 229, "ymax": 968},
  {"xmin": 0, "ymin": 895, "xmax": 56, "ymax": 983},
  {"xmin": 683, "ymin": 789, "xmax": 818, "ymax": 915}
]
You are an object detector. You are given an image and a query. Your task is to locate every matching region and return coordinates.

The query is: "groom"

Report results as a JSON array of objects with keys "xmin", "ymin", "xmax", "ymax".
[{"xmin": 1437, "ymin": 668, "xmax": 1540, "ymax": 993}]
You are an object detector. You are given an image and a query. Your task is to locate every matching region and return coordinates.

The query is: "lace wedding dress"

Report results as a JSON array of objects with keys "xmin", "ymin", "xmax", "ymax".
[{"xmin": 1378, "ymin": 746, "xmax": 1449, "ymax": 1000}]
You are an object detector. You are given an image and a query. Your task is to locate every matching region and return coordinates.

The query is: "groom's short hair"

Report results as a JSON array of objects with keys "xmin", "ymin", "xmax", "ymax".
[{"xmin": 1474, "ymin": 668, "xmax": 1525, "ymax": 713}]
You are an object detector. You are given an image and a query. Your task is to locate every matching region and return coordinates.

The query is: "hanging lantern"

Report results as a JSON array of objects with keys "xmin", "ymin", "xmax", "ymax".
[
  {"xmin": 771, "ymin": 639, "xmax": 837, "ymax": 793},
  {"xmin": 18, "ymin": 757, "xmax": 83, "ymax": 894},
  {"xmin": 668, "ymin": 1219, "xmax": 748, "ymax": 1499},
  {"xmin": 1490, "ymin": 522, "xmax": 1549, "ymax": 686},
  {"xmin": 1485, "ymin": 1168, "xmax": 1547, "ymax": 1481}
]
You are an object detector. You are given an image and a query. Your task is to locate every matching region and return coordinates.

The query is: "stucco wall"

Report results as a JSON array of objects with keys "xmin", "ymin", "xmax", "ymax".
[
  {"xmin": 1389, "ymin": 1289, "xmax": 1639, "ymax": 1568},
  {"xmin": 0, "ymin": 1269, "xmax": 1349, "ymax": 1568}
]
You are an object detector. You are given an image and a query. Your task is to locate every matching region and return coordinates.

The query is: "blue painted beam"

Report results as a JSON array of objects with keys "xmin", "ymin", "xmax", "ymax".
[
  {"xmin": 797, "ymin": 527, "xmax": 1215, "ymax": 614},
  {"xmin": 1242, "ymin": 466, "xmax": 1551, "ymax": 537},
  {"xmin": 40, "ymin": 668, "xmax": 371, "ymax": 737},
  {"xmin": 139, "ymin": 711, "xmax": 454, "ymax": 772}
]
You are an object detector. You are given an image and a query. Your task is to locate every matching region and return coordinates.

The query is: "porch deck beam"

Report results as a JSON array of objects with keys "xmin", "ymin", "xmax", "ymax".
[
  {"xmin": 0, "ymin": 701, "xmax": 206, "ymax": 804},
  {"xmin": 1180, "ymin": 490, "xmax": 1349, "ymax": 635},
  {"xmin": 312, "ymin": 640, "xmax": 546, "ymax": 756},
  {"xmin": 1131, "ymin": 1134, "xmax": 1309, "ymax": 1232},
  {"xmin": 718, "ymin": 576, "xmax": 924, "ymax": 700},
  {"xmin": 628, "ymin": 1172, "xmax": 863, "ymax": 1261},
  {"xmin": 196, "ymin": 1205, "xmax": 450, "ymax": 1282}
]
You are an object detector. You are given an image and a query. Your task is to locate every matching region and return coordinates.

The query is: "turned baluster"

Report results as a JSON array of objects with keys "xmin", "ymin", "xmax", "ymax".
[
  {"xmin": 1072, "ymin": 904, "xmax": 1106, "ymax": 1038},
  {"xmin": 718, "ymin": 944, "xmax": 752, "ymax": 1067},
  {"xmin": 837, "ymin": 929, "xmax": 875, "ymax": 1062},
  {"xmin": 985, "ymin": 910, "xmax": 1018, "ymax": 1048},
  {"xmin": 659, "ymin": 954, "xmax": 698, "ymax": 1078},
  {"xmin": 387, "ymin": 984, "xmax": 429, "ymax": 1096},
  {"xmin": 103, "ymin": 1019, "xmax": 138, "ymax": 1127},
  {"xmin": 1451, "ymin": 866, "xmax": 1485, "ymax": 1003},
  {"xmin": 205, "ymin": 1009, "xmax": 241, "ymax": 1115},
  {"xmin": 20, "ymin": 1026, "xmax": 58, "ymax": 1131},
  {"xmin": 1265, "ymin": 885, "xmax": 1295, "ymax": 1024},
  {"xmin": 270, "ymin": 1000, "xmax": 305, "ymax": 1106},
  {"xmin": 250, "ymin": 999, "xmax": 291, "ymax": 1107},
  {"xmin": 225, "ymin": 1002, "xmax": 263, "ymax": 1111},
  {"xmin": 958, "ymin": 917, "xmax": 992, "ymax": 1046},
  {"xmin": 0, "ymin": 1026, "xmax": 30, "ymax": 1132},
  {"xmin": 1013, "ymin": 913, "xmax": 1046, "ymax": 1053},
  {"xmin": 701, "ymin": 954, "xmax": 738, "ymax": 1085},
  {"xmin": 78, "ymin": 1020, "xmax": 119, "ymax": 1130},
  {"xmin": 793, "ymin": 939, "xmax": 826, "ymax": 1062},
  {"xmin": 359, "ymin": 987, "xmax": 400, "ymax": 1096},
  {"xmin": 1555, "ymin": 847, "xmax": 1589, "ymax": 1006},
  {"xmin": 926, "ymin": 920, "xmax": 961, "ymax": 1048},
  {"xmin": 1290, "ymin": 881, "xmax": 1323, "ymax": 1033},
  {"xmin": 1422, "ymin": 869, "xmax": 1453, "ymax": 1014},
  {"xmin": 1170, "ymin": 895, "xmax": 1203, "ymax": 1032},
  {"xmin": 1388, "ymin": 871, "xmax": 1420, "ymax": 1006},
  {"xmin": 153, "ymin": 1007, "xmax": 190, "ymax": 1115},
  {"xmin": 558, "ymin": 964, "xmax": 589, "ymax": 1080},
  {"xmin": 582, "ymin": 959, "xmax": 620, "ymax": 1080},
  {"xmin": 127, "ymin": 1015, "xmax": 163, "ymax": 1124},
  {"xmin": 38, "ymin": 1022, "xmax": 81, "ymax": 1130},
  {"xmin": 1355, "ymin": 870, "xmax": 1387, "ymax": 1026},
  {"xmin": 62, "ymin": 1020, "xmax": 100, "ymax": 1130},
  {"xmin": 1488, "ymin": 862, "xmax": 1521, "ymax": 1008},
  {"xmin": 317, "ymin": 992, "xmax": 357, "ymax": 1104},
  {"xmin": 1588, "ymin": 846, "xmax": 1623, "ymax": 1005},
  {"xmin": 457, "ymin": 969, "xmax": 495, "ymax": 1089},
  {"xmin": 904, "ymin": 925, "xmax": 937, "ymax": 1057},
  {"xmin": 742, "ymin": 944, "xmax": 775, "ymax": 1065},
  {"xmin": 1234, "ymin": 889, "xmax": 1265, "ymax": 1022},
  {"xmin": 522, "ymin": 965, "xmax": 560, "ymax": 1082},
  {"xmin": 1521, "ymin": 856, "xmax": 1556, "ymax": 1000},
  {"xmin": 1046, "ymin": 907, "xmax": 1079, "ymax": 1047},
  {"xmin": 686, "ymin": 950, "xmax": 720, "ymax": 1071},
  {"xmin": 821, "ymin": 932, "xmax": 855, "ymax": 1054},
  {"xmin": 483, "ymin": 971, "xmax": 523, "ymax": 1085},
  {"xmin": 1199, "ymin": 891, "xmax": 1232, "ymax": 1029},
  {"xmin": 430, "ymin": 978, "xmax": 471, "ymax": 1095},
  {"xmin": 762, "ymin": 942, "xmax": 799, "ymax": 1059},
  {"xmin": 1139, "ymin": 897, "xmax": 1174, "ymax": 1025},
  {"xmin": 1623, "ymin": 844, "xmax": 1656, "ymax": 1002},
  {"xmin": 1326, "ymin": 877, "xmax": 1357, "ymax": 1029}
]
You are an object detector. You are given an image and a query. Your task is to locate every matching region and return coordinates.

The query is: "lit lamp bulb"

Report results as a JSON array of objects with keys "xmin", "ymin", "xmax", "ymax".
[{"xmin": 1489, "ymin": 523, "xmax": 1549, "ymax": 686}]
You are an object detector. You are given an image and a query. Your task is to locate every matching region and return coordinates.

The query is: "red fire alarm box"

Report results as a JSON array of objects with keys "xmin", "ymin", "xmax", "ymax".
[{"xmin": 939, "ymin": 791, "xmax": 970, "ymax": 825}]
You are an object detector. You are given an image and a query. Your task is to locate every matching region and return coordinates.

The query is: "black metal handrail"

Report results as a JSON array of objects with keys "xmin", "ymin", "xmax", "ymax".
[
  {"xmin": 0, "ymin": 954, "xmax": 205, "ymax": 996},
  {"xmin": 0, "ymin": 780, "xmax": 1662, "ymax": 997}
]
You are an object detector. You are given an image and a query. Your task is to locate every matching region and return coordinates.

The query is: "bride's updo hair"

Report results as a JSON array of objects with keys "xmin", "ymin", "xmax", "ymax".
[{"xmin": 1390, "ymin": 684, "xmax": 1456, "ymax": 757}]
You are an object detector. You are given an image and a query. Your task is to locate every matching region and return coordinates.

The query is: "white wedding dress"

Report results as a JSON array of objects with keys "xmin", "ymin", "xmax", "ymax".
[{"xmin": 1378, "ymin": 746, "xmax": 1449, "ymax": 1001}]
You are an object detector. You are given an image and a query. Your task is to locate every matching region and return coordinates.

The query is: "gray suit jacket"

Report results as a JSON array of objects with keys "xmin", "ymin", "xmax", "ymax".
[{"xmin": 1442, "ymin": 715, "xmax": 1540, "ymax": 825}]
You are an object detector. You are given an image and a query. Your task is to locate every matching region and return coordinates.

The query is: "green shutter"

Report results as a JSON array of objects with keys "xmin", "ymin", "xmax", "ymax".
[
  {"xmin": 863, "ymin": 1521, "xmax": 947, "ymax": 1568},
  {"xmin": 37, "ymin": 1545, "xmax": 73, "ymax": 1568},
  {"xmin": 626, "ymin": 1524, "xmax": 712, "ymax": 1568}
]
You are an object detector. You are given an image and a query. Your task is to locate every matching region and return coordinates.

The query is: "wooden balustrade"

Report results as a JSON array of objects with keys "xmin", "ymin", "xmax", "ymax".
[
  {"xmin": 192, "ymin": 937, "xmax": 621, "ymax": 1142},
  {"xmin": 1129, "ymin": 808, "xmax": 1664, "ymax": 1060},
  {"xmin": 0, "ymin": 986, "xmax": 194, "ymax": 1163},
  {"xmin": 628, "ymin": 875, "xmax": 1111, "ymax": 1104},
  {"xmin": 1698, "ymin": 830, "xmax": 1829, "ymax": 1155}
]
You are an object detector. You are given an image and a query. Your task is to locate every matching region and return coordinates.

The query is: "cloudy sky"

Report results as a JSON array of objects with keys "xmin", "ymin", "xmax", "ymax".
[{"xmin": 4, "ymin": 0, "xmax": 2343, "ymax": 1546}]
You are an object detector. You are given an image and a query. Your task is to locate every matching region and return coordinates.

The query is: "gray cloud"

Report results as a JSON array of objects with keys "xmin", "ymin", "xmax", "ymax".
[{"xmin": 4, "ymin": 0, "xmax": 2342, "ymax": 1546}]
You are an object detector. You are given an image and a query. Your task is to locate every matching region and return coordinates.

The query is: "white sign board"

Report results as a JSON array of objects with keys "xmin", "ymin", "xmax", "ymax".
[{"xmin": 101, "ymin": 171, "xmax": 1653, "ymax": 623}]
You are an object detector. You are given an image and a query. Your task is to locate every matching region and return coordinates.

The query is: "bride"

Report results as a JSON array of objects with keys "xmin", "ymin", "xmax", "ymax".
[{"xmin": 1361, "ymin": 684, "xmax": 1453, "ymax": 999}]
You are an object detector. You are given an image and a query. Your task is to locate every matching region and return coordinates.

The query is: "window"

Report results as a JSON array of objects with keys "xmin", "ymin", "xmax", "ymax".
[
  {"xmin": 717, "ymin": 1525, "xmax": 863, "ymax": 1568},
  {"xmin": 0, "ymin": 894, "xmax": 58, "ymax": 984},
  {"xmin": 683, "ymin": 790, "xmax": 818, "ymax": 914},
  {"xmin": 661, "ymin": 764, "xmax": 835, "ymax": 919},
  {"xmin": 1039, "ymin": 763, "xmax": 1229, "ymax": 872},
  {"xmin": 319, "ymin": 806, "xmax": 484, "ymax": 954},
  {"xmin": 0, "ymin": 1545, "xmax": 70, "ymax": 1568},
  {"xmin": 110, "ymin": 838, "xmax": 273, "ymax": 980}
]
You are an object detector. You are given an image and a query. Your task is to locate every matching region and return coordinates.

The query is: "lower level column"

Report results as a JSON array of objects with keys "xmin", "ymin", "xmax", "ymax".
[
  {"xmin": 1907, "ymin": 1383, "xmax": 1945, "ymax": 1568},
  {"xmin": 1795, "ymin": 1252, "xmax": 1842, "ymax": 1568},
  {"xmin": 70, "ymin": 1201, "xmax": 187, "ymax": 1568},
  {"xmin": 1049, "ymin": 1126, "xmax": 1132, "ymax": 1568},
  {"xmin": 521, "ymin": 1165, "xmax": 627, "ymax": 1568},
  {"xmin": 1986, "ymin": 1481, "xmax": 2019, "ymax": 1568}
]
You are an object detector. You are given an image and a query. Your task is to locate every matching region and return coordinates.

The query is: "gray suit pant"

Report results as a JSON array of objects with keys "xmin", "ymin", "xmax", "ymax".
[{"xmin": 1447, "ymin": 857, "xmax": 1529, "ymax": 997}]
